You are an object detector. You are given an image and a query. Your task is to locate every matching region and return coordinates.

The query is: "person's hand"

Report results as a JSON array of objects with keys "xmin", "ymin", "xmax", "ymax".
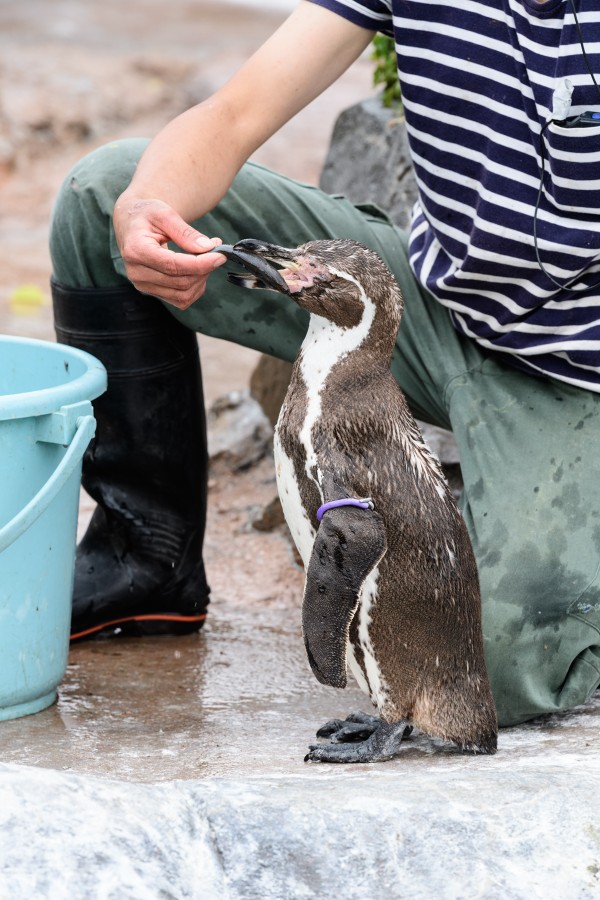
[{"xmin": 113, "ymin": 196, "xmax": 227, "ymax": 310}]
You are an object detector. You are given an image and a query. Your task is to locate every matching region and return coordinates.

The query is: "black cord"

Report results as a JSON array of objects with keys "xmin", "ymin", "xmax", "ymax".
[{"xmin": 533, "ymin": 0, "xmax": 600, "ymax": 293}]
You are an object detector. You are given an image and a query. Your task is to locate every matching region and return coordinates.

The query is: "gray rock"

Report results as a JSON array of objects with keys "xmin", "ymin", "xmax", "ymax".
[
  {"xmin": 207, "ymin": 389, "xmax": 273, "ymax": 471},
  {"xmin": 420, "ymin": 422, "xmax": 461, "ymax": 466},
  {"xmin": 320, "ymin": 95, "xmax": 418, "ymax": 230},
  {"xmin": 251, "ymin": 494, "xmax": 285, "ymax": 532},
  {"xmin": 2, "ymin": 758, "xmax": 600, "ymax": 899},
  {"xmin": 250, "ymin": 355, "xmax": 294, "ymax": 428}
]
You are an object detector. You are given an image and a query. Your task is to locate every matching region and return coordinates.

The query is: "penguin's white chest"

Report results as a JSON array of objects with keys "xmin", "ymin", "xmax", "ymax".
[
  {"xmin": 273, "ymin": 427, "xmax": 316, "ymax": 567},
  {"xmin": 273, "ymin": 307, "xmax": 367, "ymax": 567}
]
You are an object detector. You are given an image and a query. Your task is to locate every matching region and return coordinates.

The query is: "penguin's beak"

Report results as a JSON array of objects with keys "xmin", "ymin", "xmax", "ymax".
[{"xmin": 210, "ymin": 240, "xmax": 296, "ymax": 294}]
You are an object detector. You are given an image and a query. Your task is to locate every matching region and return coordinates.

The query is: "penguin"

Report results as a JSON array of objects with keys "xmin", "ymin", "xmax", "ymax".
[{"xmin": 213, "ymin": 238, "xmax": 498, "ymax": 763}]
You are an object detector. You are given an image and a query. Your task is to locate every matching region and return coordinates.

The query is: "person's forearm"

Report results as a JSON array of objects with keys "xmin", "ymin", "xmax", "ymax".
[
  {"xmin": 111, "ymin": 3, "xmax": 373, "ymax": 308},
  {"xmin": 117, "ymin": 1, "xmax": 374, "ymax": 224},
  {"xmin": 116, "ymin": 95, "xmax": 247, "ymax": 224}
]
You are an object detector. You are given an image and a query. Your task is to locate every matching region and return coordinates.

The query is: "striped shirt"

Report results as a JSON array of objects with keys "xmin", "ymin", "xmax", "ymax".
[{"xmin": 310, "ymin": 0, "xmax": 600, "ymax": 391}]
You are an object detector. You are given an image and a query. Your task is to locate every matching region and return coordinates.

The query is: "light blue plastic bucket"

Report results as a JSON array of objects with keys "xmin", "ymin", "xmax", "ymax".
[{"xmin": 0, "ymin": 335, "xmax": 107, "ymax": 721}]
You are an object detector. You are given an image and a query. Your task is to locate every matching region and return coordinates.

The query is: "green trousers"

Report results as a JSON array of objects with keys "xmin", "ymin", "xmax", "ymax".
[{"xmin": 50, "ymin": 138, "xmax": 600, "ymax": 727}]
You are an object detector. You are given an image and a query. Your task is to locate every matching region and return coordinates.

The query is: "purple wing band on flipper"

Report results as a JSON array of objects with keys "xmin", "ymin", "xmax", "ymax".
[{"xmin": 316, "ymin": 498, "xmax": 374, "ymax": 522}]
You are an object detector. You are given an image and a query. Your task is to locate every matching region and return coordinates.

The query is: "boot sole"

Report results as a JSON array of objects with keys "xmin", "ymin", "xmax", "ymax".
[{"xmin": 70, "ymin": 612, "xmax": 207, "ymax": 642}]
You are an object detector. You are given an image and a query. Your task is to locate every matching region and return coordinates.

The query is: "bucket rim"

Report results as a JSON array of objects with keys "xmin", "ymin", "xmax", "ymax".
[{"xmin": 0, "ymin": 335, "xmax": 107, "ymax": 421}]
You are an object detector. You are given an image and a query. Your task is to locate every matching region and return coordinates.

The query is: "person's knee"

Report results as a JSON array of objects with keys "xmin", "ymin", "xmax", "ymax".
[
  {"xmin": 484, "ymin": 615, "xmax": 600, "ymax": 727},
  {"xmin": 53, "ymin": 139, "xmax": 148, "ymax": 228},
  {"xmin": 50, "ymin": 139, "xmax": 149, "ymax": 288}
]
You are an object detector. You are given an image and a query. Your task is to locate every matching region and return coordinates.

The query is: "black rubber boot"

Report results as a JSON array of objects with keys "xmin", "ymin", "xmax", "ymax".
[{"xmin": 52, "ymin": 280, "xmax": 210, "ymax": 641}]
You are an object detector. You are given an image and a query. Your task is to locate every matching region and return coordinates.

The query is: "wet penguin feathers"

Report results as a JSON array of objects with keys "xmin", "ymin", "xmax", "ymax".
[
  {"xmin": 303, "ymin": 503, "xmax": 387, "ymax": 688},
  {"xmin": 217, "ymin": 237, "xmax": 498, "ymax": 761}
]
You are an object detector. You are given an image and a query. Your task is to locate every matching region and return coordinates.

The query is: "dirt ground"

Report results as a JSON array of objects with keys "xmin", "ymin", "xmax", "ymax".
[{"xmin": 0, "ymin": 1, "xmax": 375, "ymax": 617}]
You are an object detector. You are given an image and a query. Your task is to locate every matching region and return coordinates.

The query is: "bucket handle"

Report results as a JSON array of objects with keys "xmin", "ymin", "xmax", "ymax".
[{"xmin": 0, "ymin": 412, "xmax": 96, "ymax": 554}]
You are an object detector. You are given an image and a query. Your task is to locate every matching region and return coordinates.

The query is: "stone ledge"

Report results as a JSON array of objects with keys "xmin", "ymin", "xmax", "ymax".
[{"xmin": 1, "ymin": 761, "xmax": 599, "ymax": 899}]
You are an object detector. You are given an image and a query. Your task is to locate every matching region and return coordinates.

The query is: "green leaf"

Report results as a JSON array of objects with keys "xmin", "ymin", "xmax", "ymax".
[{"xmin": 370, "ymin": 34, "xmax": 402, "ymax": 109}]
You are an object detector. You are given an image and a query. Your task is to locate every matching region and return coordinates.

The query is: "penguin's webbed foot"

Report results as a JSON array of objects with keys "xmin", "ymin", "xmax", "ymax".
[
  {"xmin": 316, "ymin": 710, "xmax": 383, "ymax": 742},
  {"xmin": 316, "ymin": 711, "xmax": 413, "ymax": 743},
  {"xmin": 305, "ymin": 717, "xmax": 412, "ymax": 764}
]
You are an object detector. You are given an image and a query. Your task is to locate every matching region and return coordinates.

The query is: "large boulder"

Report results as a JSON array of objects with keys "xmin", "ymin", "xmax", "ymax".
[{"xmin": 320, "ymin": 95, "xmax": 418, "ymax": 230}]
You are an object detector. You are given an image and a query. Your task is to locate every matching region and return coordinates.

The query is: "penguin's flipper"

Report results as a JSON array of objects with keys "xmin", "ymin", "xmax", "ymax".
[{"xmin": 302, "ymin": 505, "xmax": 386, "ymax": 689}]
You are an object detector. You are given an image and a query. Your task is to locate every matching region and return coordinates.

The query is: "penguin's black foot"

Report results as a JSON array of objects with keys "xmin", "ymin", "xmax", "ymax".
[
  {"xmin": 316, "ymin": 711, "xmax": 413, "ymax": 743},
  {"xmin": 305, "ymin": 718, "xmax": 411, "ymax": 764},
  {"xmin": 316, "ymin": 711, "xmax": 383, "ymax": 742}
]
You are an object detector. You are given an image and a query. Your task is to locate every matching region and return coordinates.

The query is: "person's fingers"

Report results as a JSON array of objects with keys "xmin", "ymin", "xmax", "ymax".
[
  {"xmin": 115, "ymin": 198, "xmax": 228, "ymax": 285},
  {"xmin": 122, "ymin": 233, "xmax": 226, "ymax": 277},
  {"xmin": 141, "ymin": 203, "xmax": 220, "ymax": 254}
]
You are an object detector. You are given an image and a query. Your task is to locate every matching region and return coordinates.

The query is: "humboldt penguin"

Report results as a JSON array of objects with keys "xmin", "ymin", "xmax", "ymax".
[{"xmin": 214, "ymin": 238, "xmax": 498, "ymax": 763}]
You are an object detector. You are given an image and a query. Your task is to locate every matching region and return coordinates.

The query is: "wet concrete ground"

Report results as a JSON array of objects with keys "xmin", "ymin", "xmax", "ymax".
[{"xmin": 2, "ymin": 603, "xmax": 600, "ymax": 783}]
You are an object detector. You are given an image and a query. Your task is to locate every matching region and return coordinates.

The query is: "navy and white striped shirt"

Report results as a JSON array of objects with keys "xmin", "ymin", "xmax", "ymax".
[{"xmin": 310, "ymin": 0, "xmax": 600, "ymax": 391}]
